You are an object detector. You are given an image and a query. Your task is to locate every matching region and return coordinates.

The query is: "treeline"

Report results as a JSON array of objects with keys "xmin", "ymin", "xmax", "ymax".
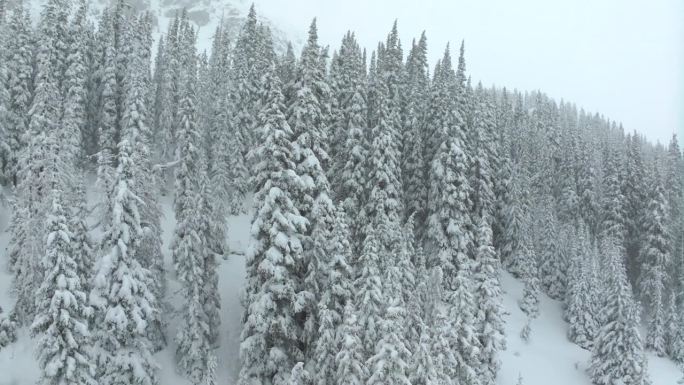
[{"xmin": 0, "ymin": 1, "xmax": 681, "ymax": 385}]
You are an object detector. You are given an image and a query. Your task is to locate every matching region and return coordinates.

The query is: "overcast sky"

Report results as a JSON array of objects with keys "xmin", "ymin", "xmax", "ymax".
[{"xmin": 250, "ymin": 0, "xmax": 683, "ymax": 146}]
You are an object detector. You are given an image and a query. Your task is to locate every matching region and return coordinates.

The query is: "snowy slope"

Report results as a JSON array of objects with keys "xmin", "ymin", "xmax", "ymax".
[
  {"xmin": 1, "ymin": 194, "xmax": 682, "ymax": 385},
  {"xmin": 498, "ymin": 272, "xmax": 683, "ymax": 385}
]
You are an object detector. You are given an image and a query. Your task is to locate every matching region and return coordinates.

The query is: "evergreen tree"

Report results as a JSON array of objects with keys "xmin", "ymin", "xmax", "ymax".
[
  {"xmin": 62, "ymin": 0, "xmax": 90, "ymax": 168},
  {"xmin": 285, "ymin": 19, "xmax": 336, "ymax": 366},
  {"xmin": 312, "ymin": 207, "xmax": 354, "ymax": 385},
  {"xmin": 207, "ymin": 21, "xmax": 248, "ymax": 216},
  {"xmin": 366, "ymin": 300, "xmax": 412, "ymax": 385},
  {"xmin": 590, "ymin": 239, "xmax": 650, "ymax": 385},
  {"xmin": 124, "ymin": 15, "xmax": 167, "ymax": 352},
  {"xmin": 473, "ymin": 216, "xmax": 505, "ymax": 384},
  {"xmin": 335, "ymin": 303, "xmax": 368, "ymax": 385},
  {"xmin": 409, "ymin": 328, "xmax": 439, "ymax": 385},
  {"xmin": 288, "ymin": 362, "xmax": 311, "ymax": 385},
  {"xmin": 443, "ymin": 264, "xmax": 482, "ymax": 385},
  {"xmin": 639, "ymin": 164, "xmax": 670, "ymax": 356},
  {"xmin": 501, "ymin": 167, "xmax": 529, "ymax": 277},
  {"xmin": 353, "ymin": 226, "xmax": 384, "ymax": 357},
  {"xmin": 401, "ymin": 32, "xmax": 429, "ymax": 237},
  {"xmin": 535, "ymin": 199, "xmax": 567, "ymax": 300},
  {"xmin": 623, "ymin": 133, "xmax": 647, "ymax": 282},
  {"xmin": 0, "ymin": 307, "xmax": 17, "ymax": 350},
  {"xmin": 31, "ymin": 192, "xmax": 96, "ymax": 385},
  {"xmin": 426, "ymin": 52, "xmax": 471, "ymax": 277},
  {"xmin": 518, "ymin": 234, "xmax": 540, "ymax": 342},
  {"xmin": 173, "ymin": 48, "xmax": 216, "ymax": 383},
  {"xmin": 96, "ymin": 35, "xmax": 119, "ymax": 223},
  {"xmin": 363, "ymin": 25, "xmax": 404, "ymax": 255},
  {"xmin": 469, "ymin": 85, "xmax": 496, "ymax": 221},
  {"xmin": 565, "ymin": 224, "xmax": 600, "ymax": 349},
  {"xmin": 238, "ymin": 64, "xmax": 307, "ymax": 385},
  {"xmin": 600, "ymin": 148, "xmax": 626, "ymax": 243},
  {"xmin": 4, "ymin": 3, "xmax": 32, "ymax": 187},
  {"xmin": 336, "ymin": 73, "xmax": 368, "ymax": 252},
  {"xmin": 90, "ymin": 136, "xmax": 159, "ymax": 385},
  {"xmin": 231, "ymin": 5, "xmax": 269, "ymax": 152},
  {"xmin": 666, "ymin": 135, "xmax": 683, "ymax": 303}
]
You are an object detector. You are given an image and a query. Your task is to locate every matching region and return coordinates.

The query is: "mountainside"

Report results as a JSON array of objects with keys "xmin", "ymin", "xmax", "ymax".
[
  {"xmin": 1, "ymin": 1, "xmax": 682, "ymax": 385},
  {"xmin": 0, "ymin": 194, "xmax": 681, "ymax": 385}
]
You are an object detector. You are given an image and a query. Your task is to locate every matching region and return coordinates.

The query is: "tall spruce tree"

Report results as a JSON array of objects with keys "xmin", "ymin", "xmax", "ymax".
[
  {"xmin": 473, "ymin": 216, "xmax": 505, "ymax": 384},
  {"xmin": 238, "ymin": 63, "xmax": 307, "ymax": 385},
  {"xmin": 590, "ymin": 239, "xmax": 650, "ymax": 385},
  {"xmin": 639, "ymin": 163, "xmax": 670, "ymax": 356},
  {"xmin": 31, "ymin": 192, "xmax": 96, "ymax": 385},
  {"xmin": 90, "ymin": 134, "xmax": 159, "ymax": 385}
]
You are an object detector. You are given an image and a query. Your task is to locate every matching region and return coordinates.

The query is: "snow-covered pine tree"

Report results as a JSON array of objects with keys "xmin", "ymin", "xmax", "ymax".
[
  {"xmin": 172, "ymin": 41, "xmax": 217, "ymax": 383},
  {"xmin": 0, "ymin": 307, "xmax": 17, "ymax": 350},
  {"xmin": 3, "ymin": 3, "xmax": 32, "ymax": 187},
  {"xmin": 362, "ymin": 25, "xmax": 404, "ymax": 254},
  {"xmin": 123, "ymin": 14, "xmax": 167, "ymax": 352},
  {"xmin": 278, "ymin": 43, "xmax": 298, "ymax": 98},
  {"xmin": 668, "ymin": 296, "xmax": 684, "ymax": 363},
  {"xmin": 518, "ymin": 233, "xmax": 540, "ymax": 342},
  {"xmin": 534, "ymin": 198, "xmax": 567, "ymax": 300},
  {"xmin": 231, "ymin": 4, "xmax": 269, "ymax": 152},
  {"xmin": 473, "ymin": 216, "xmax": 505, "ymax": 384},
  {"xmin": 90, "ymin": 134, "xmax": 159, "ymax": 385},
  {"xmin": 312, "ymin": 207, "xmax": 354, "ymax": 384},
  {"xmin": 62, "ymin": 0, "xmax": 90, "ymax": 169},
  {"xmin": 335, "ymin": 303, "xmax": 368, "ymax": 385},
  {"xmin": 11, "ymin": 0, "xmax": 69, "ymax": 325},
  {"xmin": 288, "ymin": 362, "xmax": 311, "ymax": 385},
  {"xmin": 431, "ymin": 304, "xmax": 460, "ymax": 384},
  {"xmin": 287, "ymin": 19, "xmax": 332, "ymax": 217},
  {"xmin": 565, "ymin": 223, "xmax": 600, "ymax": 349},
  {"xmin": 623, "ymin": 133, "xmax": 648, "ymax": 283},
  {"xmin": 469, "ymin": 84, "xmax": 497, "ymax": 222},
  {"xmin": 664, "ymin": 290, "xmax": 681, "ymax": 360},
  {"xmin": 492, "ymin": 89, "xmax": 514, "ymax": 252},
  {"xmin": 399, "ymin": 215, "xmax": 423, "ymax": 351},
  {"xmin": 238, "ymin": 63, "xmax": 308, "ymax": 385},
  {"xmin": 353, "ymin": 226, "xmax": 384, "ymax": 357},
  {"xmin": 366, "ymin": 299, "xmax": 412, "ymax": 385},
  {"xmin": 329, "ymin": 31, "xmax": 368, "ymax": 210},
  {"xmin": 189, "ymin": 20, "xmax": 224, "ymax": 349},
  {"xmin": 501, "ymin": 166, "xmax": 530, "ymax": 277},
  {"xmin": 96, "ymin": 34, "xmax": 119, "ymax": 224},
  {"xmin": 577, "ymin": 136, "xmax": 601, "ymax": 237},
  {"xmin": 590, "ymin": 238, "xmax": 650, "ymax": 385},
  {"xmin": 409, "ymin": 328, "xmax": 439, "ymax": 385},
  {"xmin": 639, "ymin": 162, "xmax": 670, "ymax": 356},
  {"xmin": 442, "ymin": 262, "xmax": 482, "ymax": 385},
  {"xmin": 207, "ymin": 20, "xmax": 248, "ymax": 216},
  {"xmin": 600, "ymin": 147, "xmax": 626, "ymax": 244},
  {"xmin": 665, "ymin": 135, "xmax": 683, "ymax": 304},
  {"xmin": 426, "ymin": 45, "xmax": 472, "ymax": 280},
  {"xmin": 70, "ymin": 181, "xmax": 94, "ymax": 294},
  {"xmin": 336, "ymin": 61, "xmax": 369, "ymax": 252},
  {"xmin": 284, "ymin": 19, "xmax": 337, "ymax": 365},
  {"xmin": 401, "ymin": 32, "xmax": 429, "ymax": 238},
  {"xmin": 31, "ymin": 192, "xmax": 96, "ymax": 385}
]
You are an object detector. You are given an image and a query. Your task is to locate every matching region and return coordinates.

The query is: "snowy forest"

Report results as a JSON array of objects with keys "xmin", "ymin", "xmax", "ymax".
[{"xmin": 0, "ymin": 0, "xmax": 682, "ymax": 385}]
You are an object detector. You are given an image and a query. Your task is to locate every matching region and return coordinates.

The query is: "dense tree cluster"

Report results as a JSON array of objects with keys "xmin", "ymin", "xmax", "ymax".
[{"xmin": 0, "ymin": 2, "xmax": 681, "ymax": 385}]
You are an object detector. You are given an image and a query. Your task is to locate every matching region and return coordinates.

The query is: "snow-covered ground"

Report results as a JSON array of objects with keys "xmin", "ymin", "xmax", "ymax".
[{"xmin": 0, "ymin": 196, "xmax": 681, "ymax": 385}]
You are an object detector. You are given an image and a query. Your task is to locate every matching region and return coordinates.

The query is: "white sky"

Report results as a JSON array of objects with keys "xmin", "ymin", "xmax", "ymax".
[{"xmin": 250, "ymin": 0, "xmax": 683, "ymax": 146}]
